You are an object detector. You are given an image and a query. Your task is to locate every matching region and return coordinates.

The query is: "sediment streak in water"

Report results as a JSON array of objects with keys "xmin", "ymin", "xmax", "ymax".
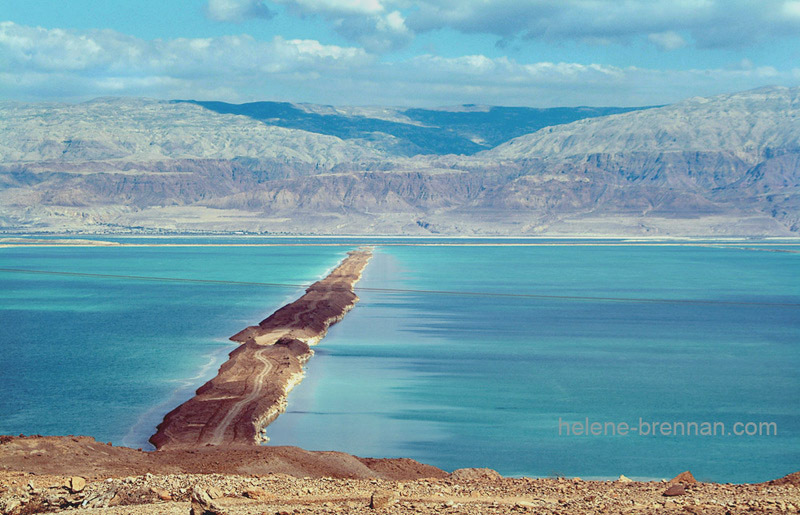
[{"xmin": 149, "ymin": 248, "xmax": 373, "ymax": 450}]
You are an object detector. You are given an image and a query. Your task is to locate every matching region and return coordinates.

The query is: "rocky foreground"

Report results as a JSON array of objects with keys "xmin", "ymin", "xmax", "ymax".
[{"xmin": 1, "ymin": 436, "xmax": 799, "ymax": 514}]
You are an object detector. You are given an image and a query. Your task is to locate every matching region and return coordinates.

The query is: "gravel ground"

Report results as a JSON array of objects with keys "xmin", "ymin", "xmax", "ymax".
[{"xmin": 3, "ymin": 468, "xmax": 799, "ymax": 514}]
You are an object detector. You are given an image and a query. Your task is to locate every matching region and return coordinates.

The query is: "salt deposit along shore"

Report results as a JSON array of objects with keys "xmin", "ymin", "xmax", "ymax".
[{"xmin": 149, "ymin": 248, "xmax": 373, "ymax": 450}]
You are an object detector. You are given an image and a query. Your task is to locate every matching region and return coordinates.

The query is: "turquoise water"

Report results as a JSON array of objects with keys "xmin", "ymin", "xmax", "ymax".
[
  {"xmin": 266, "ymin": 244, "xmax": 800, "ymax": 483},
  {"xmin": 1, "ymin": 241, "xmax": 798, "ymax": 482},
  {"xmin": 0, "ymin": 245, "xmax": 348, "ymax": 447}
]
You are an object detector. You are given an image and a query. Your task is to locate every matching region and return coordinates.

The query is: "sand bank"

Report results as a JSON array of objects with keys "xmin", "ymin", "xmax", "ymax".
[{"xmin": 149, "ymin": 248, "xmax": 372, "ymax": 450}]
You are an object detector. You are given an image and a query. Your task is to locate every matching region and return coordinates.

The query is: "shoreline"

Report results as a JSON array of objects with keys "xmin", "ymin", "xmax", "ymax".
[
  {"xmin": 149, "ymin": 248, "xmax": 373, "ymax": 450},
  {"xmin": 0, "ymin": 436, "xmax": 798, "ymax": 514},
  {"xmin": 3, "ymin": 235, "xmax": 800, "ymax": 249},
  {"xmin": 2, "ymin": 240, "xmax": 800, "ymax": 249},
  {"xmin": 121, "ymin": 340, "xmax": 238, "ymax": 450},
  {"xmin": 3, "ymin": 232, "xmax": 800, "ymax": 239}
]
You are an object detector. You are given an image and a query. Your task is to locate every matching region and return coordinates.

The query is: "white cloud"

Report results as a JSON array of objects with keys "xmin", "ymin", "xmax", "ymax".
[
  {"xmin": 333, "ymin": 10, "xmax": 412, "ymax": 52},
  {"xmin": 781, "ymin": 1, "xmax": 800, "ymax": 19},
  {"xmin": 0, "ymin": 22, "xmax": 370, "ymax": 75},
  {"xmin": 405, "ymin": 55, "xmax": 630, "ymax": 89},
  {"xmin": 368, "ymin": 55, "xmax": 799, "ymax": 107},
  {"xmin": 273, "ymin": 0, "xmax": 411, "ymax": 52},
  {"xmin": 282, "ymin": 0, "xmax": 386, "ymax": 16},
  {"xmin": 402, "ymin": 0, "xmax": 800, "ymax": 49},
  {"xmin": 0, "ymin": 22, "xmax": 372, "ymax": 101},
  {"xmin": 201, "ymin": 0, "xmax": 800, "ymax": 52},
  {"xmin": 206, "ymin": 0, "xmax": 275, "ymax": 22},
  {"xmin": 196, "ymin": 0, "xmax": 800, "ymax": 55},
  {"xmin": 648, "ymin": 31, "xmax": 688, "ymax": 51},
  {"xmin": 203, "ymin": 0, "xmax": 410, "ymax": 52},
  {"xmin": 0, "ymin": 22, "xmax": 797, "ymax": 107}
]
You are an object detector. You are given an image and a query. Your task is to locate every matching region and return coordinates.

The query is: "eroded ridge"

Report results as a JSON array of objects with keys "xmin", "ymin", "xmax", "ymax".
[{"xmin": 149, "ymin": 248, "xmax": 373, "ymax": 450}]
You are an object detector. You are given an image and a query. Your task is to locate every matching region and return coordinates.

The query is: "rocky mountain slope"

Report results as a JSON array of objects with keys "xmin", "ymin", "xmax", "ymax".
[
  {"xmin": 183, "ymin": 100, "xmax": 645, "ymax": 156},
  {"xmin": 486, "ymin": 87, "xmax": 800, "ymax": 160},
  {"xmin": 472, "ymin": 86, "xmax": 800, "ymax": 234},
  {"xmin": 1, "ymin": 87, "xmax": 798, "ymax": 236},
  {"xmin": 0, "ymin": 98, "xmax": 387, "ymax": 166}
]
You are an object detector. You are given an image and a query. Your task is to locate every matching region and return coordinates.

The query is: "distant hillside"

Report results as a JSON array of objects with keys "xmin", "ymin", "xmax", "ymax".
[
  {"xmin": 0, "ymin": 98, "xmax": 387, "ymax": 166},
  {"xmin": 469, "ymin": 86, "xmax": 800, "ymax": 234},
  {"xmin": 180, "ymin": 100, "xmax": 647, "ymax": 156},
  {"xmin": 0, "ymin": 87, "xmax": 798, "ymax": 236},
  {"xmin": 485, "ymin": 87, "xmax": 800, "ymax": 160}
]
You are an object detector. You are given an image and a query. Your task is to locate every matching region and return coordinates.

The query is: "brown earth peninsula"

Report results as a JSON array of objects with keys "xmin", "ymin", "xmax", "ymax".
[{"xmin": 150, "ymin": 248, "xmax": 373, "ymax": 450}]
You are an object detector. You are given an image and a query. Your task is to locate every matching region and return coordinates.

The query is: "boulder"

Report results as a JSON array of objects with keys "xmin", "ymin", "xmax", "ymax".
[
  {"xmin": 669, "ymin": 471, "xmax": 697, "ymax": 484},
  {"xmin": 370, "ymin": 489, "xmax": 396, "ymax": 510},
  {"xmin": 663, "ymin": 484, "xmax": 686, "ymax": 497},
  {"xmin": 149, "ymin": 487, "xmax": 171, "ymax": 501},
  {"xmin": 69, "ymin": 476, "xmax": 86, "ymax": 493},
  {"xmin": 190, "ymin": 486, "xmax": 227, "ymax": 515}
]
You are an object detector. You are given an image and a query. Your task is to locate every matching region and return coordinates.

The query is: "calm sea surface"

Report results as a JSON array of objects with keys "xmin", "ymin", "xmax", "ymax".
[
  {"xmin": 0, "ymin": 244, "xmax": 346, "ymax": 447},
  {"xmin": 1, "ymin": 240, "xmax": 798, "ymax": 482}
]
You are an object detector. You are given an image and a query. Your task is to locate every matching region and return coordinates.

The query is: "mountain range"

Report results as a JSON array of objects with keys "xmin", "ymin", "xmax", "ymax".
[{"xmin": 0, "ymin": 86, "xmax": 797, "ymax": 236}]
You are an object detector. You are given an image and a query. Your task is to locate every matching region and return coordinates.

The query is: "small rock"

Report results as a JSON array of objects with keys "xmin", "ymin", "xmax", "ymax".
[
  {"xmin": 370, "ymin": 489, "xmax": 396, "ymax": 510},
  {"xmin": 149, "ymin": 487, "xmax": 171, "ymax": 501},
  {"xmin": 190, "ymin": 486, "xmax": 227, "ymax": 515},
  {"xmin": 69, "ymin": 476, "xmax": 86, "ymax": 493},
  {"xmin": 663, "ymin": 484, "xmax": 686, "ymax": 497},
  {"xmin": 2, "ymin": 499, "xmax": 22, "ymax": 513},
  {"xmin": 618, "ymin": 475, "xmax": 633, "ymax": 483},
  {"xmin": 206, "ymin": 486, "xmax": 223, "ymax": 499},
  {"xmin": 669, "ymin": 471, "xmax": 697, "ymax": 484},
  {"xmin": 243, "ymin": 488, "xmax": 273, "ymax": 501}
]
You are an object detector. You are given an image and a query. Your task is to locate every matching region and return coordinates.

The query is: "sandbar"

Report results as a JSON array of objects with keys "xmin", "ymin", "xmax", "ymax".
[{"xmin": 149, "ymin": 248, "xmax": 372, "ymax": 449}]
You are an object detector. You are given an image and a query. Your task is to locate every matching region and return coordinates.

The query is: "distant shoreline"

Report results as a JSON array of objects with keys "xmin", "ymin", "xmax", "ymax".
[{"xmin": 2, "ymin": 235, "xmax": 799, "ymax": 249}]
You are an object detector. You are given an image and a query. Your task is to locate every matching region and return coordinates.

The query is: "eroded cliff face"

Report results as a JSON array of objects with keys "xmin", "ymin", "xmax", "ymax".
[{"xmin": 1, "ymin": 87, "xmax": 798, "ymax": 236}]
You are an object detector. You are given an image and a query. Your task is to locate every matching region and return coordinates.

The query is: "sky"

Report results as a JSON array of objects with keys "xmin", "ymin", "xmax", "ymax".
[{"xmin": 1, "ymin": 0, "xmax": 799, "ymax": 107}]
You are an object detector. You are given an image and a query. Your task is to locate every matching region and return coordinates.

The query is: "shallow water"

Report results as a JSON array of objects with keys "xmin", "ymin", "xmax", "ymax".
[
  {"xmin": 1, "ymin": 241, "xmax": 798, "ymax": 481},
  {"xmin": 266, "ymin": 244, "xmax": 800, "ymax": 483},
  {"xmin": 0, "ymin": 244, "xmax": 349, "ymax": 448}
]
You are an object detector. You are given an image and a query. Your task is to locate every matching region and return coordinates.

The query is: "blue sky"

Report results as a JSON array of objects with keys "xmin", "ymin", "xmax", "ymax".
[{"xmin": 1, "ymin": 0, "xmax": 799, "ymax": 106}]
